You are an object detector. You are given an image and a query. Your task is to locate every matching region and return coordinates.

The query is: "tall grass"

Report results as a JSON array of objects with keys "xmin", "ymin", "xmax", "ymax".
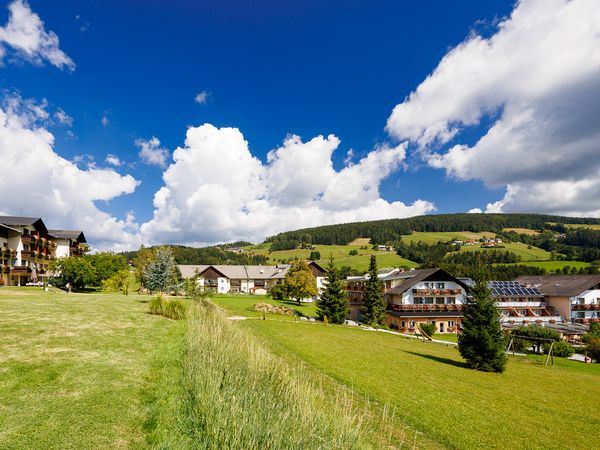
[
  {"xmin": 147, "ymin": 302, "xmax": 367, "ymax": 448},
  {"xmin": 148, "ymin": 295, "xmax": 187, "ymax": 320}
]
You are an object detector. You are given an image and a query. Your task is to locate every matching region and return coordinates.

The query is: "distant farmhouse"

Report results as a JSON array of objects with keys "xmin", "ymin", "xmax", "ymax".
[
  {"xmin": 179, "ymin": 261, "xmax": 326, "ymax": 298},
  {"xmin": 0, "ymin": 216, "xmax": 86, "ymax": 286}
]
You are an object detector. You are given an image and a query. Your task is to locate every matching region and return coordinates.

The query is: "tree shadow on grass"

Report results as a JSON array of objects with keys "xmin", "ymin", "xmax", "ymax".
[{"xmin": 404, "ymin": 350, "xmax": 469, "ymax": 369}]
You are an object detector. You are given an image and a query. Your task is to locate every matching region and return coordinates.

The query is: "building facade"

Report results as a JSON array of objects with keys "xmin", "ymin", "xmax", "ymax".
[
  {"xmin": 488, "ymin": 281, "xmax": 563, "ymax": 324},
  {"xmin": 517, "ymin": 275, "xmax": 600, "ymax": 324},
  {"xmin": 346, "ymin": 268, "xmax": 470, "ymax": 333}
]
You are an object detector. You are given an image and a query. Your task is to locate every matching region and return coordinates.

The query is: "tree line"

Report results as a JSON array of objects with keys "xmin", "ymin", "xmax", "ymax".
[
  {"xmin": 266, "ymin": 213, "xmax": 600, "ymax": 246},
  {"xmin": 120, "ymin": 244, "xmax": 268, "ymax": 266}
]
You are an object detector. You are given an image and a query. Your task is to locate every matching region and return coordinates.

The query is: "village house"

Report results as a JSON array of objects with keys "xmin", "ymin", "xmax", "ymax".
[
  {"xmin": 346, "ymin": 268, "xmax": 470, "ymax": 333},
  {"xmin": 178, "ymin": 261, "xmax": 326, "ymax": 297},
  {"xmin": 48, "ymin": 230, "xmax": 87, "ymax": 258},
  {"xmin": 516, "ymin": 275, "xmax": 600, "ymax": 325},
  {"xmin": 488, "ymin": 281, "xmax": 563, "ymax": 324}
]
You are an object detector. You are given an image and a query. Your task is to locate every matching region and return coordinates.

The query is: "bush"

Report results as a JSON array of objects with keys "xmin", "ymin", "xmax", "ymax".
[
  {"xmin": 511, "ymin": 338, "xmax": 530, "ymax": 353},
  {"xmin": 163, "ymin": 299, "xmax": 187, "ymax": 320},
  {"xmin": 349, "ymin": 249, "xmax": 358, "ymax": 256},
  {"xmin": 543, "ymin": 340, "xmax": 574, "ymax": 358},
  {"xmin": 419, "ymin": 323, "xmax": 436, "ymax": 337},
  {"xmin": 149, "ymin": 295, "xmax": 186, "ymax": 320},
  {"xmin": 586, "ymin": 338, "xmax": 600, "ymax": 362},
  {"xmin": 270, "ymin": 284, "xmax": 288, "ymax": 300},
  {"xmin": 149, "ymin": 295, "xmax": 167, "ymax": 316}
]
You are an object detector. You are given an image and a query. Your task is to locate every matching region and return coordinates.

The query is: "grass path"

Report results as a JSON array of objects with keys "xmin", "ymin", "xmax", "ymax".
[{"xmin": 0, "ymin": 288, "xmax": 180, "ymax": 449}]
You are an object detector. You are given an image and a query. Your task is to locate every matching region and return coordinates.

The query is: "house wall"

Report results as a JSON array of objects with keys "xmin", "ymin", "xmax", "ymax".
[
  {"xmin": 54, "ymin": 239, "xmax": 71, "ymax": 258},
  {"xmin": 546, "ymin": 296, "xmax": 571, "ymax": 320},
  {"xmin": 390, "ymin": 280, "xmax": 466, "ymax": 306},
  {"xmin": 570, "ymin": 290, "xmax": 600, "ymax": 321},
  {"xmin": 386, "ymin": 315, "xmax": 461, "ymax": 334}
]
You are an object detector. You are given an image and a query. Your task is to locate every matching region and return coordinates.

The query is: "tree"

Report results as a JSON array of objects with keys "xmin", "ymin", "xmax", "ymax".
[
  {"xmin": 133, "ymin": 246, "xmax": 155, "ymax": 292},
  {"xmin": 361, "ymin": 255, "xmax": 386, "ymax": 326},
  {"xmin": 144, "ymin": 247, "xmax": 177, "ymax": 294},
  {"xmin": 49, "ymin": 257, "xmax": 97, "ymax": 291},
  {"xmin": 309, "ymin": 250, "xmax": 321, "ymax": 261},
  {"xmin": 102, "ymin": 269, "xmax": 132, "ymax": 295},
  {"xmin": 86, "ymin": 252, "xmax": 128, "ymax": 286},
  {"xmin": 284, "ymin": 259, "xmax": 318, "ymax": 304},
  {"xmin": 458, "ymin": 275, "xmax": 507, "ymax": 373},
  {"xmin": 317, "ymin": 256, "xmax": 349, "ymax": 324}
]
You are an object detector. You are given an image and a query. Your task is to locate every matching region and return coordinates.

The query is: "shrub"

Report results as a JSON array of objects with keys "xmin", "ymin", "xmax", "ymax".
[
  {"xmin": 543, "ymin": 340, "xmax": 574, "ymax": 358},
  {"xmin": 586, "ymin": 338, "xmax": 600, "ymax": 362},
  {"xmin": 349, "ymin": 249, "xmax": 358, "ymax": 256},
  {"xmin": 270, "ymin": 283, "xmax": 288, "ymax": 300},
  {"xmin": 419, "ymin": 323, "xmax": 436, "ymax": 337},
  {"xmin": 163, "ymin": 299, "xmax": 187, "ymax": 320},
  {"xmin": 149, "ymin": 295, "xmax": 166, "ymax": 316}
]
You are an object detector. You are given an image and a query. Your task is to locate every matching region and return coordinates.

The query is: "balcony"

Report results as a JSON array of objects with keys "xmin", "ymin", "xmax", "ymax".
[
  {"xmin": 388, "ymin": 303, "xmax": 463, "ymax": 313},
  {"xmin": 21, "ymin": 235, "xmax": 34, "ymax": 245},
  {"xmin": 11, "ymin": 266, "xmax": 31, "ymax": 275},
  {"xmin": 496, "ymin": 301, "xmax": 548, "ymax": 308},
  {"xmin": 575, "ymin": 318, "xmax": 600, "ymax": 324},
  {"xmin": 412, "ymin": 288, "xmax": 462, "ymax": 296},
  {"xmin": 21, "ymin": 250, "xmax": 33, "ymax": 260},
  {"xmin": 572, "ymin": 304, "xmax": 600, "ymax": 311}
]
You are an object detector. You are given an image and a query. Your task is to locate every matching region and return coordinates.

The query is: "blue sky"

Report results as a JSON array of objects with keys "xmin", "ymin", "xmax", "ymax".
[{"xmin": 1, "ymin": 0, "xmax": 598, "ymax": 249}]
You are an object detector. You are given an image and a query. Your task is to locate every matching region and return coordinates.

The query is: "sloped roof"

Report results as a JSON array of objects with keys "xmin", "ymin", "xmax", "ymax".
[
  {"xmin": 178, "ymin": 265, "xmax": 210, "ymax": 279},
  {"xmin": 0, "ymin": 216, "xmax": 47, "ymax": 234},
  {"xmin": 0, "ymin": 223, "xmax": 22, "ymax": 238},
  {"xmin": 48, "ymin": 229, "xmax": 87, "ymax": 242},
  {"xmin": 386, "ymin": 268, "xmax": 471, "ymax": 295},
  {"xmin": 516, "ymin": 275, "xmax": 600, "ymax": 297},
  {"xmin": 197, "ymin": 264, "xmax": 292, "ymax": 280}
]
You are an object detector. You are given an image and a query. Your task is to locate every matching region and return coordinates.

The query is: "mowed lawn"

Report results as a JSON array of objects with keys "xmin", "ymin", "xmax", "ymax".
[
  {"xmin": 210, "ymin": 293, "xmax": 318, "ymax": 318},
  {"xmin": 0, "ymin": 287, "xmax": 181, "ymax": 449},
  {"xmin": 499, "ymin": 260, "xmax": 591, "ymax": 271},
  {"xmin": 240, "ymin": 319, "xmax": 600, "ymax": 450}
]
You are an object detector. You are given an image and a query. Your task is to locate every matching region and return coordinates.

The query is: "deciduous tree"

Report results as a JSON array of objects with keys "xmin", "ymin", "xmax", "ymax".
[{"xmin": 284, "ymin": 259, "xmax": 318, "ymax": 304}]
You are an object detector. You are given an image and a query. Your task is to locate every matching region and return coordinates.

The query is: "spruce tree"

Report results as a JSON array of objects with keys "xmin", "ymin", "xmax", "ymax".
[
  {"xmin": 458, "ymin": 275, "xmax": 507, "ymax": 373},
  {"xmin": 144, "ymin": 247, "xmax": 177, "ymax": 294},
  {"xmin": 361, "ymin": 255, "xmax": 386, "ymax": 326},
  {"xmin": 317, "ymin": 256, "xmax": 349, "ymax": 324}
]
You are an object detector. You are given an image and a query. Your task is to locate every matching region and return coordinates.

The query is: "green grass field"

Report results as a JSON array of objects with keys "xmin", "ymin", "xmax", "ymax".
[
  {"xmin": 400, "ymin": 231, "xmax": 497, "ymax": 244},
  {"xmin": 210, "ymin": 293, "xmax": 318, "ymax": 318},
  {"xmin": 240, "ymin": 319, "xmax": 600, "ymax": 450},
  {"xmin": 499, "ymin": 260, "xmax": 590, "ymax": 271},
  {"xmin": 247, "ymin": 242, "xmax": 418, "ymax": 272},
  {"xmin": 0, "ymin": 287, "xmax": 182, "ymax": 449},
  {"xmin": 564, "ymin": 223, "xmax": 600, "ymax": 230},
  {"xmin": 455, "ymin": 241, "xmax": 551, "ymax": 261}
]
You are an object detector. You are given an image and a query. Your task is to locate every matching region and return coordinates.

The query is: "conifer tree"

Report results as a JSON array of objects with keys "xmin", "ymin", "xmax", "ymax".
[
  {"xmin": 361, "ymin": 255, "xmax": 386, "ymax": 326},
  {"xmin": 317, "ymin": 256, "xmax": 349, "ymax": 324},
  {"xmin": 144, "ymin": 247, "xmax": 177, "ymax": 294},
  {"xmin": 458, "ymin": 275, "xmax": 507, "ymax": 373}
]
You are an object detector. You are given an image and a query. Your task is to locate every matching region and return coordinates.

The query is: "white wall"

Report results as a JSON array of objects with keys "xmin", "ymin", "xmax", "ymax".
[{"xmin": 398, "ymin": 281, "xmax": 466, "ymax": 305}]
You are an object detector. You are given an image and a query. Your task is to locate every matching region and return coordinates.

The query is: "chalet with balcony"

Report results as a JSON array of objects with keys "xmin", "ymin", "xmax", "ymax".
[
  {"xmin": 0, "ymin": 216, "xmax": 58, "ymax": 286},
  {"xmin": 516, "ymin": 275, "xmax": 600, "ymax": 325},
  {"xmin": 48, "ymin": 230, "xmax": 87, "ymax": 257},
  {"xmin": 180, "ymin": 261, "xmax": 326, "ymax": 297},
  {"xmin": 488, "ymin": 281, "xmax": 562, "ymax": 325},
  {"xmin": 346, "ymin": 268, "xmax": 470, "ymax": 333}
]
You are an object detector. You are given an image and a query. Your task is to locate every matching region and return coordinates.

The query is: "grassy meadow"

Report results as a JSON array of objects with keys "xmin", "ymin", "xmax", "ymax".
[
  {"xmin": 0, "ymin": 287, "xmax": 182, "ymax": 449},
  {"xmin": 240, "ymin": 318, "xmax": 600, "ymax": 450}
]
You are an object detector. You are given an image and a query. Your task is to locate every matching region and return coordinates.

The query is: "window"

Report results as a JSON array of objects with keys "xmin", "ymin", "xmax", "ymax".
[
  {"xmin": 401, "ymin": 321, "xmax": 406, "ymax": 327},
  {"xmin": 436, "ymin": 282, "xmax": 445, "ymax": 289},
  {"xmin": 414, "ymin": 297, "xmax": 423, "ymax": 304},
  {"xmin": 424, "ymin": 297, "xmax": 434, "ymax": 304},
  {"xmin": 446, "ymin": 297, "xmax": 456, "ymax": 304},
  {"xmin": 448, "ymin": 320, "xmax": 455, "ymax": 328}
]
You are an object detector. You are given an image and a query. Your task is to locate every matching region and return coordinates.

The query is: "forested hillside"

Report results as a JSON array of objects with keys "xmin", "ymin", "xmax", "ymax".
[
  {"xmin": 266, "ymin": 213, "xmax": 600, "ymax": 247},
  {"xmin": 120, "ymin": 245, "xmax": 268, "ymax": 265}
]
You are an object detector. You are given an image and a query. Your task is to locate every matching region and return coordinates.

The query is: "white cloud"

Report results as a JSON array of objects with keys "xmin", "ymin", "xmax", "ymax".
[
  {"xmin": 140, "ymin": 123, "xmax": 434, "ymax": 245},
  {"xmin": 386, "ymin": 0, "xmax": 600, "ymax": 216},
  {"xmin": 54, "ymin": 108, "xmax": 72, "ymax": 126},
  {"xmin": 0, "ymin": 0, "xmax": 75, "ymax": 70},
  {"xmin": 136, "ymin": 136, "xmax": 170, "ymax": 168},
  {"xmin": 194, "ymin": 90, "xmax": 210, "ymax": 104},
  {"xmin": 105, "ymin": 154, "xmax": 122, "ymax": 167},
  {"xmin": 101, "ymin": 112, "xmax": 109, "ymax": 127},
  {"xmin": 467, "ymin": 208, "xmax": 483, "ymax": 214},
  {"xmin": 0, "ymin": 95, "xmax": 141, "ymax": 251}
]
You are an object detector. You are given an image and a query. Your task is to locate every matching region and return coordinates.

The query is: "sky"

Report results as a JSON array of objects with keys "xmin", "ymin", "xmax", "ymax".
[{"xmin": 0, "ymin": 0, "xmax": 599, "ymax": 250}]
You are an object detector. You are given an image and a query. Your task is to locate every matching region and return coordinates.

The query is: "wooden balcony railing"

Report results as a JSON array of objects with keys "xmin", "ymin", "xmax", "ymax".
[
  {"xmin": 388, "ymin": 303, "xmax": 463, "ymax": 313},
  {"xmin": 572, "ymin": 304, "xmax": 600, "ymax": 311},
  {"xmin": 412, "ymin": 288, "xmax": 462, "ymax": 296}
]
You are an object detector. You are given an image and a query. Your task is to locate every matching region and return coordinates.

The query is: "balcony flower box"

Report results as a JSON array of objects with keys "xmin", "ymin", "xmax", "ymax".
[
  {"xmin": 399, "ymin": 327, "xmax": 407, "ymax": 332},
  {"xmin": 408, "ymin": 327, "xmax": 415, "ymax": 333},
  {"xmin": 523, "ymin": 320, "xmax": 530, "ymax": 324},
  {"xmin": 549, "ymin": 319, "xmax": 556, "ymax": 324}
]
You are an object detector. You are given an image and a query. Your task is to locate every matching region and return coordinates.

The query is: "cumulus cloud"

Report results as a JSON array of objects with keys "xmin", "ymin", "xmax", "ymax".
[
  {"xmin": 105, "ymin": 154, "xmax": 122, "ymax": 167},
  {"xmin": 0, "ymin": 0, "xmax": 75, "ymax": 70},
  {"xmin": 194, "ymin": 90, "xmax": 210, "ymax": 104},
  {"xmin": 140, "ymin": 123, "xmax": 434, "ymax": 245},
  {"xmin": 101, "ymin": 112, "xmax": 109, "ymax": 127},
  {"xmin": 0, "ymin": 95, "xmax": 141, "ymax": 251},
  {"xmin": 136, "ymin": 136, "xmax": 170, "ymax": 168},
  {"xmin": 386, "ymin": 0, "xmax": 600, "ymax": 216}
]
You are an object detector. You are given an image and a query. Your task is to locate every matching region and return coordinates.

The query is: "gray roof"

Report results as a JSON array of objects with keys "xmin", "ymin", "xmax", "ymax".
[
  {"xmin": 386, "ymin": 268, "xmax": 471, "ymax": 295},
  {"xmin": 178, "ymin": 265, "xmax": 210, "ymax": 279},
  {"xmin": 516, "ymin": 275, "xmax": 600, "ymax": 297},
  {"xmin": 0, "ymin": 216, "xmax": 47, "ymax": 234},
  {"xmin": 198, "ymin": 264, "xmax": 291, "ymax": 280},
  {"xmin": 48, "ymin": 229, "xmax": 87, "ymax": 242}
]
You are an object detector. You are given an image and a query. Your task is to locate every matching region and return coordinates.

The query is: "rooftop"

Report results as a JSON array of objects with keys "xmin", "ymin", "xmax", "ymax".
[{"xmin": 516, "ymin": 275, "xmax": 600, "ymax": 297}]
